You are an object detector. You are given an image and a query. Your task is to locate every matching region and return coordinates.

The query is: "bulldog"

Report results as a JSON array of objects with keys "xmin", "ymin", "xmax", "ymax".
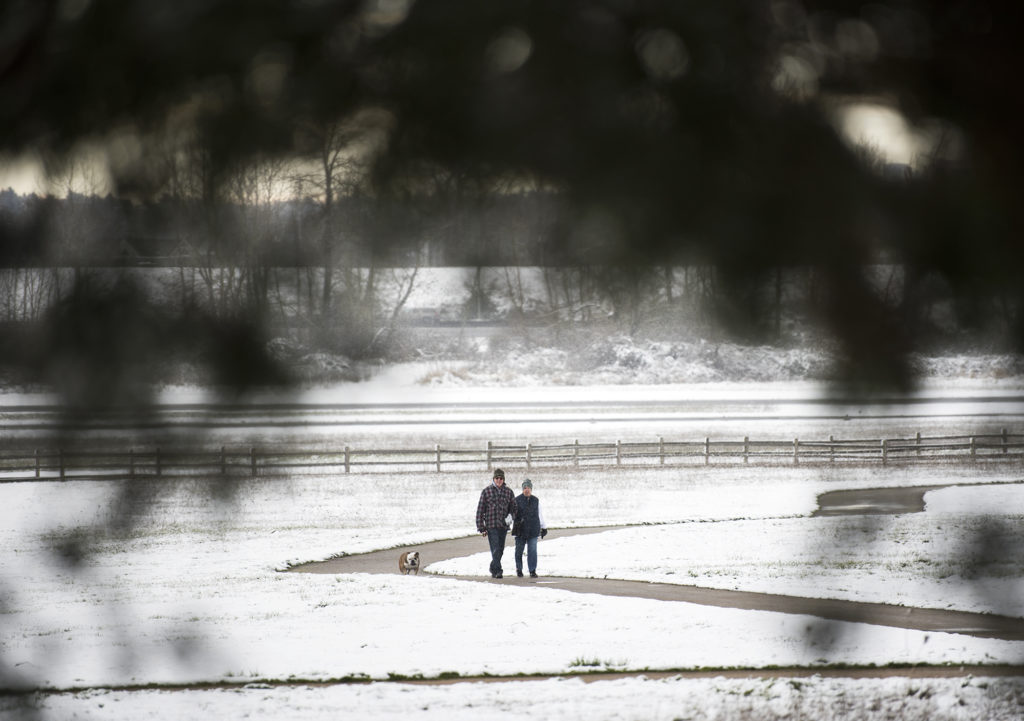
[{"xmin": 398, "ymin": 550, "xmax": 420, "ymax": 575}]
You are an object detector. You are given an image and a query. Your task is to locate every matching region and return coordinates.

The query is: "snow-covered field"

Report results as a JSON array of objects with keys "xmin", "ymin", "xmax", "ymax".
[
  {"xmin": 11, "ymin": 674, "xmax": 1024, "ymax": 721},
  {"xmin": 432, "ymin": 482, "xmax": 1024, "ymax": 618},
  {"xmin": 2, "ymin": 453, "xmax": 1023, "ymax": 719},
  {"xmin": 2, "ymin": 359, "xmax": 1024, "ymax": 719}
]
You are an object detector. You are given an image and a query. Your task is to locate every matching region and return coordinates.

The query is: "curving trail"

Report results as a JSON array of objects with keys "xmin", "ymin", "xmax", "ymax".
[{"xmin": 289, "ymin": 483, "xmax": 1024, "ymax": 641}]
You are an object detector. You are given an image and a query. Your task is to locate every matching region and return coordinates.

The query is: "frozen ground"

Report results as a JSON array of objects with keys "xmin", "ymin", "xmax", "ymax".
[
  {"xmin": 9, "ymin": 674, "xmax": 1024, "ymax": 721},
  {"xmin": 430, "ymin": 483, "xmax": 1024, "ymax": 618},
  {"xmin": 2, "ymin": 363, "xmax": 1023, "ymax": 719},
  {"xmin": 1, "ymin": 460, "xmax": 1023, "ymax": 719}
]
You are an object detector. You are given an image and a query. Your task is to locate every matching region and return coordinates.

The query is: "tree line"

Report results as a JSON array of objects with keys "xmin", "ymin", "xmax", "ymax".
[
  {"xmin": 0, "ymin": 186, "xmax": 566, "ymax": 270},
  {"xmin": 1, "ymin": 0, "xmax": 1022, "ymax": 398}
]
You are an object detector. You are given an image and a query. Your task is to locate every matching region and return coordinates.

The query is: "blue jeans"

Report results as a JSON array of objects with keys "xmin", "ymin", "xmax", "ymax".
[
  {"xmin": 515, "ymin": 535, "xmax": 538, "ymax": 574},
  {"xmin": 486, "ymin": 528, "xmax": 508, "ymax": 576}
]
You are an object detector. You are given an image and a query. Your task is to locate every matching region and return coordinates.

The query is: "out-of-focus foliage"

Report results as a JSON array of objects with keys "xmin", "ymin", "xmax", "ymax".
[
  {"xmin": 2, "ymin": 3, "xmax": 1023, "ymax": 702},
  {"xmin": 1, "ymin": 0, "xmax": 1022, "ymax": 391}
]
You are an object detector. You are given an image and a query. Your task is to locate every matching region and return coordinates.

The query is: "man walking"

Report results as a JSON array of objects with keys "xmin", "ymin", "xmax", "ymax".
[{"xmin": 475, "ymin": 468, "xmax": 517, "ymax": 578}]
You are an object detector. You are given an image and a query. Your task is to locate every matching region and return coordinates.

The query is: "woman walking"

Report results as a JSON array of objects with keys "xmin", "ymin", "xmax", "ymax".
[{"xmin": 512, "ymin": 478, "xmax": 548, "ymax": 578}]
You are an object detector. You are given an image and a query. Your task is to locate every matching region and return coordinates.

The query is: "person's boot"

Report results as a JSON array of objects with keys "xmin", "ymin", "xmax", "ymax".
[{"xmin": 516, "ymin": 569, "xmax": 524, "ymax": 577}]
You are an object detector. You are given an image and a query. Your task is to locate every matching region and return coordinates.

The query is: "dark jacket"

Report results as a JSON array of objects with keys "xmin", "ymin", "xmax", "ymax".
[{"xmin": 513, "ymin": 494, "xmax": 544, "ymax": 539}]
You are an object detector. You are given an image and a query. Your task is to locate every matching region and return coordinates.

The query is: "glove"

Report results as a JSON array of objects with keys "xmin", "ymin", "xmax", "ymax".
[{"xmin": 541, "ymin": 529, "xmax": 548, "ymax": 538}]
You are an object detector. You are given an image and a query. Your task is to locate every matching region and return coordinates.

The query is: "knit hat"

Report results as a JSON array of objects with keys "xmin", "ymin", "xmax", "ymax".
[
  {"xmin": 522, "ymin": 478, "xmax": 533, "ymax": 489},
  {"xmin": 493, "ymin": 468, "xmax": 505, "ymax": 480}
]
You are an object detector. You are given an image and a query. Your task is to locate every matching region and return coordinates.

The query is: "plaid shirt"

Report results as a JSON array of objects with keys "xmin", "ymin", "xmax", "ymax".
[{"xmin": 476, "ymin": 481, "xmax": 517, "ymax": 532}]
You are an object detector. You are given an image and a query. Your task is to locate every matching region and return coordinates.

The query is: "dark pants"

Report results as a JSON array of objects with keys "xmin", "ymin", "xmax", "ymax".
[
  {"xmin": 486, "ymin": 528, "xmax": 507, "ymax": 576},
  {"xmin": 515, "ymin": 535, "xmax": 538, "ymax": 574}
]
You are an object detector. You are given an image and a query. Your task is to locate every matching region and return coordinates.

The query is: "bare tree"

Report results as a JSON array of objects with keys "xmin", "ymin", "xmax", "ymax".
[
  {"xmin": 217, "ymin": 155, "xmax": 290, "ymax": 320},
  {"xmin": 42, "ymin": 153, "xmax": 114, "ymax": 275},
  {"xmin": 0, "ymin": 267, "xmax": 60, "ymax": 322},
  {"xmin": 293, "ymin": 118, "xmax": 373, "ymax": 323},
  {"xmin": 369, "ymin": 266, "xmax": 420, "ymax": 356}
]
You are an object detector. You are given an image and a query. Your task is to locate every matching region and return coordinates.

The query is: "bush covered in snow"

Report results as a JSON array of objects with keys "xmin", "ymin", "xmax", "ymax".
[{"xmin": 393, "ymin": 332, "xmax": 1024, "ymax": 387}]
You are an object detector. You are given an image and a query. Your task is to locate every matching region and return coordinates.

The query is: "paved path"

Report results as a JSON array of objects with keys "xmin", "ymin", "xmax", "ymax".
[
  {"xmin": 290, "ymin": 483, "xmax": 1024, "ymax": 642},
  {"xmin": 813, "ymin": 484, "xmax": 948, "ymax": 516}
]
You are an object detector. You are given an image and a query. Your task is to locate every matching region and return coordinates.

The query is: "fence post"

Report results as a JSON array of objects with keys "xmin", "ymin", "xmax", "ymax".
[
  {"xmin": 743, "ymin": 436, "xmax": 749, "ymax": 464},
  {"xmin": 1002, "ymin": 428, "xmax": 1008, "ymax": 454},
  {"xmin": 970, "ymin": 436, "xmax": 976, "ymax": 461},
  {"xmin": 793, "ymin": 438, "xmax": 799, "ymax": 465},
  {"xmin": 344, "ymin": 446, "xmax": 350, "ymax": 473},
  {"xmin": 659, "ymin": 436, "xmax": 665, "ymax": 465},
  {"xmin": 527, "ymin": 443, "xmax": 532, "ymax": 470},
  {"xmin": 486, "ymin": 441, "xmax": 492, "ymax": 471},
  {"xmin": 616, "ymin": 440, "xmax": 622, "ymax": 466},
  {"xmin": 829, "ymin": 435, "xmax": 835, "ymax": 464},
  {"xmin": 704, "ymin": 437, "xmax": 710, "ymax": 466},
  {"xmin": 250, "ymin": 447, "xmax": 256, "ymax": 477},
  {"xmin": 916, "ymin": 431, "xmax": 921, "ymax": 457},
  {"xmin": 155, "ymin": 447, "xmax": 161, "ymax": 477},
  {"xmin": 221, "ymin": 446, "xmax": 227, "ymax": 475},
  {"xmin": 573, "ymin": 439, "xmax": 579, "ymax": 467},
  {"xmin": 35, "ymin": 448, "xmax": 40, "ymax": 478},
  {"xmin": 881, "ymin": 439, "xmax": 888, "ymax": 466},
  {"xmin": 59, "ymin": 448, "xmax": 65, "ymax": 480},
  {"xmin": 435, "ymin": 444, "xmax": 441, "ymax": 473}
]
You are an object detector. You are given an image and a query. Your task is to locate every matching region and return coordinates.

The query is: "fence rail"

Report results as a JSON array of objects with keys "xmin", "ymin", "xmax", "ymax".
[{"xmin": 1, "ymin": 430, "xmax": 1022, "ymax": 482}]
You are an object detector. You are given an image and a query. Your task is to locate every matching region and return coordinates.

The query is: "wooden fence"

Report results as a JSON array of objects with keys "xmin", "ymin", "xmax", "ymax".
[{"xmin": 0, "ymin": 430, "xmax": 1022, "ymax": 482}]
